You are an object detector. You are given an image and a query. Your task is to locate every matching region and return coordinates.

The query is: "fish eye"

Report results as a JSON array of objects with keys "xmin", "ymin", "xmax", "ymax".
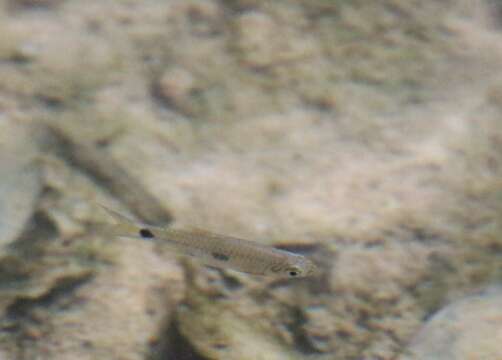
[{"xmin": 286, "ymin": 267, "xmax": 301, "ymax": 277}]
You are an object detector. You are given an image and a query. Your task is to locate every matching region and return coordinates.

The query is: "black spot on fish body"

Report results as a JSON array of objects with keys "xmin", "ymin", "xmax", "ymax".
[
  {"xmin": 139, "ymin": 228, "xmax": 155, "ymax": 239},
  {"xmin": 212, "ymin": 252, "xmax": 230, "ymax": 261}
]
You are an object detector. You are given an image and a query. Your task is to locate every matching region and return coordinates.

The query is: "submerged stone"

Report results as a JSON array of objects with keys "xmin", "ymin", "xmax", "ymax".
[{"xmin": 401, "ymin": 287, "xmax": 502, "ymax": 360}]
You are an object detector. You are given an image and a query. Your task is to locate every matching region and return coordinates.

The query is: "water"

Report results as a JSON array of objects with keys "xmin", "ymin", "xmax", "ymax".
[{"xmin": 1, "ymin": 1, "xmax": 502, "ymax": 359}]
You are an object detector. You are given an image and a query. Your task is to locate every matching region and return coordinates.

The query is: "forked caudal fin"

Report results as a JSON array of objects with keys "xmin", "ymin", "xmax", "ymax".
[
  {"xmin": 97, "ymin": 203, "xmax": 154, "ymax": 241},
  {"xmin": 97, "ymin": 203, "xmax": 136, "ymax": 224}
]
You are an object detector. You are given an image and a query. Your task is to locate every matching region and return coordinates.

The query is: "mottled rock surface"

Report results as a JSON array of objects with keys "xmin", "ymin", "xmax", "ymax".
[
  {"xmin": 0, "ymin": 122, "xmax": 40, "ymax": 253},
  {"xmin": 401, "ymin": 288, "xmax": 502, "ymax": 360},
  {"xmin": 0, "ymin": 0, "xmax": 501, "ymax": 359}
]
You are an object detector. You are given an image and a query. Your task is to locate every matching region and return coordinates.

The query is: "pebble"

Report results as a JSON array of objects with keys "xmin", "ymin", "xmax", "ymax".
[
  {"xmin": 401, "ymin": 287, "xmax": 502, "ymax": 360},
  {"xmin": 157, "ymin": 66, "xmax": 196, "ymax": 112}
]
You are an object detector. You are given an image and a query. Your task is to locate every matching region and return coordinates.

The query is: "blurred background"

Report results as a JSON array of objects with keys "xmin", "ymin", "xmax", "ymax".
[{"xmin": 1, "ymin": 1, "xmax": 502, "ymax": 359}]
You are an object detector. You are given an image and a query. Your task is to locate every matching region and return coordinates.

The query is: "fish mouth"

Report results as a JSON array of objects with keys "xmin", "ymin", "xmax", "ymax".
[
  {"xmin": 305, "ymin": 260, "xmax": 320, "ymax": 277},
  {"xmin": 306, "ymin": 267, "xmax": 319, "ymax": 277},
  {"xmin": 297, "ymin": 258, "xmax": 319, "ymax": 277}
]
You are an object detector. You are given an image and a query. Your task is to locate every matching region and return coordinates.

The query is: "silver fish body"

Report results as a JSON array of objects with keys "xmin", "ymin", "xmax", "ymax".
[{"xmin": 102, "ymin": 206, "xmax": 318, "ymax": 278}]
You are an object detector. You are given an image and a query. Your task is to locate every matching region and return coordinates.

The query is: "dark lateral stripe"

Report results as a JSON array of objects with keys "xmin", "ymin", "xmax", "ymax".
[{"xmin": 212, "ymin": 252, "xmax": 230, "ymax": 261}]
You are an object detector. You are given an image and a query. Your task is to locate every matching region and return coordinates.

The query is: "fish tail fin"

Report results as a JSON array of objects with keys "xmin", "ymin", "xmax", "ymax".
[
  {"xmin": 97, "ymin": 203, "xmax": 135, "ymax": 224},
  {"xmin": 97, "ymin": 203, "xmax": 145, "ymax": 240}
]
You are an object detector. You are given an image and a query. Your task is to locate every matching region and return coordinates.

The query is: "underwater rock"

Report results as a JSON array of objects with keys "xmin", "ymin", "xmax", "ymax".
[
  {"xmin": 156, "ymin": 66, "xmax": 197, "ymax": 114},
  {"xmin": 401, "ymin": 287, "xmax": 502, "ymax": 360},
  {"xmin": 27, "ymin": 242, "xmax": 186, "ymax": 360},
  {"xmin": 0, "ymin": 123, "xmax": 41, "ymax": 254},
  {"xmin": 233, "ymin": 9, "xmax": 316, "ymax": 69}
]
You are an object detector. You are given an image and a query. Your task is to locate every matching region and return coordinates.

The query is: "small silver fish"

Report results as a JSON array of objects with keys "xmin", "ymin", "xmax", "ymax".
[{"xmin": 101, "ymin": 205, "xmax": 318, "ymax": 278}]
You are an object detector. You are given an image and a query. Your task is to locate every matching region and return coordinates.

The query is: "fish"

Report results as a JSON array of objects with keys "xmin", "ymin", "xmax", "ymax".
[{"xmin": 100, "ymin": 205, "xmax": 318, "ymax": 278}]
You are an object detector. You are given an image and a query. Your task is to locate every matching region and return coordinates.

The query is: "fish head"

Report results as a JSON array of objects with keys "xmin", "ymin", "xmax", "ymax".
[{"xmin": 266, "ymin": 254, "xmax": 319, "ymax": 278}]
